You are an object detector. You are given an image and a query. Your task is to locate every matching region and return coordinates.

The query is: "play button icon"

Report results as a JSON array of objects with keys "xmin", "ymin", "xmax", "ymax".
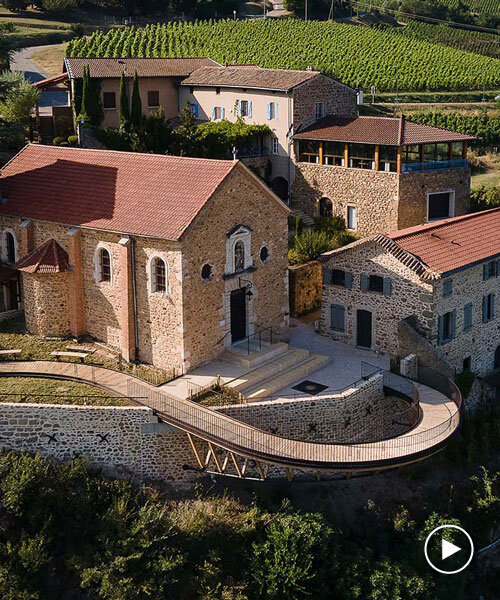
[
  {"xmin": 424, "ymin": 525, "xmax": 474, "ymax": 575},
  {"xmin": 442, "ymin": 538, "xmax": 461, "ymax": 561}
]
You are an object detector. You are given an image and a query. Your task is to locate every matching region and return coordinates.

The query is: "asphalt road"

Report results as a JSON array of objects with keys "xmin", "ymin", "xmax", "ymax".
[{"xmin": 10, "ymin": 44, "xmax": 68, "ymax": 107}]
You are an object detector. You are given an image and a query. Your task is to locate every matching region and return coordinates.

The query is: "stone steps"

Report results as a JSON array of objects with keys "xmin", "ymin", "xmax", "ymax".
[
  {"xmin": 290, "ymin": 209, "xmax": 315, "ymax": 228},
  {"xmin": 221, "ymin": 341, "xmax": 289, "ymax": 369},
  {"xmin": 244, "ymin": 353, "xmax": 330, "ymax": 400}
]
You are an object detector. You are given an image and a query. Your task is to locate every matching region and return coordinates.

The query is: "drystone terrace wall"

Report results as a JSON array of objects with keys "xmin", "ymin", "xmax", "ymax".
[
  {"xmin": 0, "ymin": 403, "xmax": 198, "ymax": 482},
  {"xmin": 216, "ymin": 373, "xmax": 411, "ymax": 443},
  {"xmin": 289, "ymin": 260, "xmax": 322, "ymax": 316}
]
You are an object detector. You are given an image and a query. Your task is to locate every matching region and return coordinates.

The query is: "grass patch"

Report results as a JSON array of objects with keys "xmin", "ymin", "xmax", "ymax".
[
  {"xmin": 31, "ymin": 42, "xmax": 67, "ymax": 76},
  {"xmin": 196, "ymin": 385, "xmax": 242, "ymax": 407},
  {"xmin": 0, "ymin": 318, "xmax": 174, "ymax": 386},
  {"xmin": 0, "ymin": 376, "xmax": 132, "ymax": 406}
]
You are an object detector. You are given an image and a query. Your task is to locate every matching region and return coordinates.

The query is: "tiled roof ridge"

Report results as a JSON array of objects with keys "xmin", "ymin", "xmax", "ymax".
[
  {"xmin": 390, "ymin": 206, "xmax": 500, "ymax": 241},
  {"xmin": 373, "ymin": 234, "xmax": 440, "ymax": 280},
  {"xmin": 16, "ymin": 143, "xmax": 237, "ymax": 165}
]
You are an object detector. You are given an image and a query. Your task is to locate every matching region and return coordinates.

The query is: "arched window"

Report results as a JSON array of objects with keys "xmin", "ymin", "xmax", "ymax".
[
  {"xmin": 259, "ymin": 245, "xmax": 270, "ymax": 264},
  {"xmin": 319, "ymin": 197, "xmax": 333, "ymax": 218},
  {"xmin": 201, "ymin": 263, "xmax": 213, "ymax": 281},
  {"xmin": 234, "ymin": 240, "xmax": 245, "ymax": 272},
  {"xmin": 151, "ymin": 256, "xmax": 167, "ymax": 294},
  {"xmin": 5, "ymin": 231, "xmax": 15, "ymax": 263},
  {"xmin": 98, "ymin": 247, "xmax": 111, "ymax": 282}
]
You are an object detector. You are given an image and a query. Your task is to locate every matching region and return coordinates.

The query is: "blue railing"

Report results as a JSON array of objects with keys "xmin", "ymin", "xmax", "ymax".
[
  {"xmin": 236, "ymin": 149, "xmax": 270, "ymax": 159},
  {"xmin": 402, "ymin": 159, "xmax": 469, "ymax": 173}
]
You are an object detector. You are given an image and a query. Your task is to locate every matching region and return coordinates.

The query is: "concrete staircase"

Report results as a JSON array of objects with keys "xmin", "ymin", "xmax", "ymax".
[{"xmin": 221, "ymin": 342, "xmax": 330, "ymax": 400}]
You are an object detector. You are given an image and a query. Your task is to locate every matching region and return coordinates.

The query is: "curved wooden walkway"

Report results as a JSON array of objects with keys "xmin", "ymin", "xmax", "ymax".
[{"xmin": 0, "ymin": 361, "xmax": 462, "ymax": 474}]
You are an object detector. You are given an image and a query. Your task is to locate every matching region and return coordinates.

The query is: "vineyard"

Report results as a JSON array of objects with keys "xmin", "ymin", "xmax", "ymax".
[
  {"xmin": 390, "ymin": 20, "xmax": 500, "ymax": 58},
  {"xmin": 436, "ymin": 0, "xmax": 500, "ymax": 15},
  {"xmin": 66, "ymin": 19, "xmax": 500, "ymax": 92},
  {"xmin": 408, "ymin": 112, "xmax": 500, "ymax": 146}
]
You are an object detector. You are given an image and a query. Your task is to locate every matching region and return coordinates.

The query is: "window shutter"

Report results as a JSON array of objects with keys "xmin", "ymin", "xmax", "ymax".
[
  {"xmin": 438, "ymin": 315, "xmax": 444, "ymax": 344},
  {"xmin": 193, "ymin": 103, "xmax": 199, "ymax": 118},
  {"xmin": 322, "ymin": 266, "xmax": 331, "ymax": 285},
  {"xmin": 482, "ymin": 295, "xmax": 488, "ymax": 322},
  {"xmin": 383, "ymin": 277, "xmax": 392, "ymax": 297},
  {"xmin": 274, "ymin": 102, "xmax": 278, "ymax": 119},
  {"xmin": 464, "ymin": 303, "xmax": 472, "ymax": 331},
  {"xmin": 267, "ymin": 102, "xmax": 271, "ymax": 119},
  {"xmin": 496, "ymin": 259, "xmax": 500, "ymax": 277},
  {"xmin": 330, "ymin": 305, "xmax": 345, "ymax": 332},
  {"xmin": 360, "ymin": 273, "xmax": 369, "ymax": 291},
  {"xmin": 345, "ymin": 271, "xmax": 353, "ymax": 289},
  {"xmin": 248, "ymin": 101, "xmax": 252, "ymax": 117},
  {"xmin": 237, "ymin": 100, "xmax": 242, "ymax": 117},
  {"xmin": 492, "ymin": 293, "xmax": 496, "ymax": 319},
  {"xmin": 450, "ymin": 309, "xmax": 456, "ymax": 339},
  {"xmin": 483, "ymin": 263, "xmax": 489, "ymax": 281},
  {"xmin": 221, "ymin": 107, "xmax": 225, "ymax": 119},
  {"xmin": 211, "ymin": 107, "xmax": 216, "ymax": 120}
]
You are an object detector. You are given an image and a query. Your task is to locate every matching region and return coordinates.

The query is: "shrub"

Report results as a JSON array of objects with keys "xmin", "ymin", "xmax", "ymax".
[
  {"xmin": 67, "ymin": 135, "xmax": 78, "ymax": 146},
  {"xmin": 293, "ymin": 230, "xmax": 330, "ymax": 263},
  {"xmin": 471, "ymin": 185, "xmax": 500, "ymax": 212},
  {"xmin": 295, "ymin": 214, "xmax": 302, "ymax": 237},
  {"xmin": 455, "ymin": 369, "xmax": 475, "ymax": 399},
  {"xmin": 52, "ymin": 136, "xmax": 65, "ymax": 146},
  {"xmin": 59, "ymin": 141, "xmax": 69, "ymax": 146},
  {"xmin": 314, "ymin": 215, "xmax": 345, "ymax": 237}
]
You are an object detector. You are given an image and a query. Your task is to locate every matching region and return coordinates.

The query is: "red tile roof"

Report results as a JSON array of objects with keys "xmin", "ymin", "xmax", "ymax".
[
  {"xmin": 388, "ymin": 208, "xmax": 500, "ymax": 275},
  {"xmin": 33, "ymin": 73, "xmax": 69, "ymax": 90},
  {"xmin": 15, "ymin": 238, "xmax": 70, "ymax": 274},
  {"xmin": 0, "ymin": 145, "xmax": 237, "ymax": 240},
  {"xmin": 294, "ymin": 115, "xmax": 477, "ymax": 146},
  {"xmin": 182, "ymin": 65, "xmax": 321, "ymax": 91},
  {"xmin": 64, "ymin": 57, "xmax": 218, "ymax": 79}
]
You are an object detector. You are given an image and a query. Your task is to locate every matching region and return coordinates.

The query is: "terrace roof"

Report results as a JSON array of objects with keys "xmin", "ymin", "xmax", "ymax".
[{"xmin": 294, "ymin": 115, "xmax": 477, "ymax": 146}]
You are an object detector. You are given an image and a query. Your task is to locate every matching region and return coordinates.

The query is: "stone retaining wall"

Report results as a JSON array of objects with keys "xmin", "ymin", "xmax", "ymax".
[
  {"xmin": 288, "ymin": 260, "xmax": 322, "ymax": 316},
  {"xmin": 216, "ymin": 373, "xmax": 410, "ymax": 443},
  {"xmin": 0, "ymin": 403, "xmax": 197, "ymax": 482}
]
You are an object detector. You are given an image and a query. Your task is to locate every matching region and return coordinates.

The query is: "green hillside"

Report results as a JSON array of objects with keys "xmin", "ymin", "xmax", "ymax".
[{"xmin": 67, "ymin": 19, "xmax": 500, "ymax": 92}]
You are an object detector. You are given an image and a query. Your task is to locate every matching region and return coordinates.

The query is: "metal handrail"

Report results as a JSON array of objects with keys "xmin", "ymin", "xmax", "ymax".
[{"xmin": 0, "ymin": 360, "xmax": 461, "ymax": 471}]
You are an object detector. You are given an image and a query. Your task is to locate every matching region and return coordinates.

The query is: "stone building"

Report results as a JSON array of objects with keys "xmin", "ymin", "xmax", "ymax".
[
  {"xmin": 292, "ymin": 115, "xmax": 476, "ymax": 236},
  {"xmin": 319, "ymin": 208, "xmax": 500, "ymax": 378},
  {"xmin": 0, "ymin": 144, "xmax": 290, "ymax": 373},
  {"xmin": 64, "ymin": 57, "xmax": 219, "ymax": 128},
  {"xmin": 179, "ymin": 65, "xmax": 358, "ymax": 196}
]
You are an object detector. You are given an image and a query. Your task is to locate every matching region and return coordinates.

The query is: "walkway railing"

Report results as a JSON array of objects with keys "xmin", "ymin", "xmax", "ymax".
[
  {"xmin": 0, "ymin": 360, "xmax": 462, "ymax": 472},
  {"xmin": 402, "ymin": 159, "xmax": 468, "ymax": 173}
]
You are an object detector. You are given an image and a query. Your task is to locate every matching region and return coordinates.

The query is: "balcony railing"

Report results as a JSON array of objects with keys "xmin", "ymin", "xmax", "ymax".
[
  {"xmin": 234, "ymin": 148, "xmax": 270, "ymax": 159},
  {"xmin": 402, "ymin": 159, "xmax": 469, "ymax": 173}
]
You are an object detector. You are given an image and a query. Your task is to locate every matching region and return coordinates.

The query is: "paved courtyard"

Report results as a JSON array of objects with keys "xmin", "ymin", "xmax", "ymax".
[{"xmin": 159, "ymin": 317, "xmax": 390, "ymax": 401}]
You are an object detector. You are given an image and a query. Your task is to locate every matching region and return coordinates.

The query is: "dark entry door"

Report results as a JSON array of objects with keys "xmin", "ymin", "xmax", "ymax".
[
  {"xmin": 230, "ymin": 289, "xmax": 246, "ymax": 343},
  {"xmin": 356, "ymin": 309, "xmax": 372, "ymax": 348}
]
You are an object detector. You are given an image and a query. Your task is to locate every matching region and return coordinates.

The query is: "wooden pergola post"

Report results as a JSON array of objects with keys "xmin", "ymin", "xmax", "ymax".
[
  {"xmin": 374, "ymin": 145, "xmax": 380, "ymax": 171},
  {"xmin": 397, "ymin": 146, "xmax": 402, "ymax": 174},
  {"xmin": 448, "ymin": 142, "xmax": 453, "ymax": 161},
  {"xmin": 318, "ymin": 141, "xmax": 323, "ymax": 165},
  {"xmin": 462, "ymin": 141, "xmax": 468, "ymax": 159},
  {"xmin": 344, "ymin": 143, "xmax": 349, "ymax": 168}
]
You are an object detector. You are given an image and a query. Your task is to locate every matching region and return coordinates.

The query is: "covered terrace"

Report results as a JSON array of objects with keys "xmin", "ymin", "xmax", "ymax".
[{"xmin": 294, "ymin": 115, "xmax": 477, "ymax": 174}]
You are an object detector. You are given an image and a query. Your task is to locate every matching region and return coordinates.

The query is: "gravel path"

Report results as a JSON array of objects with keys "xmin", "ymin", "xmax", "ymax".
[{"xmin": 11, "ymin": 44, "xmax": 68, "ymax": 107}]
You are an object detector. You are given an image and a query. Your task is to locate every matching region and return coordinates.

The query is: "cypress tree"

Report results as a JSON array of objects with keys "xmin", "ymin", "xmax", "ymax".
[
  {"xmin": 130, "ymin": 71, "xmax": 142, "ymax": 130},
  {"xmin": 78, "ymin": 64, "xmax": 91, "ymax": 124},
  {"xmin": 119, "ymin": 71, "xmax": 130, "ymax": 130}
]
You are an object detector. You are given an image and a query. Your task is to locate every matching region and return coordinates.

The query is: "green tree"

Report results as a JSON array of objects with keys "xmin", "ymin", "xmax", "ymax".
[
  {"xmin": 0, "ymin": 70, "xmax": 39, "ymax": 125},
  {"xmin": 119, "ymin": 71, "xmax": 130, "ymax": 131},
  {"xmin": 0, "ymin": 0, "xmax": 30, "ymax": 11},
  {"xmin": 250, "ymin": 512, "xmax": 333, "ymax": 600},
  {"xmin": 130, "ymin": 70, "xmax": 142, "ymax": 130},
  {"xmin": 293, "ymin": 230, "xmax": 331, "ymax": 263},
  {"xmin": 171, "ymin": 103, "xmax": 200, "ymax": 156},
  {"xmin": 77, "ymin": 65, "xmax": 103, "ymax": 127}
]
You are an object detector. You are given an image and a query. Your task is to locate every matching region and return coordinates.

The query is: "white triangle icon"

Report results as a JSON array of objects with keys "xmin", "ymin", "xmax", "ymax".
[{"xmin": 442, "ymin": 538, "xmax": 461, "ymax": 560}]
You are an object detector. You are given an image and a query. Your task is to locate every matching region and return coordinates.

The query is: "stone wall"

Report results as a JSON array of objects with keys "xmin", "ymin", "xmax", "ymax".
[
  {"xmin": 320, "ymin": 239, "xmax": 435, "ymax": 356},
  {"xmin": 397, "ymin": 168, "xmax": 470, "ymax": 229},
  {"xmin": 433, "ymin": 261, "xmax": 500, "ymax": 377},
  {"xmin": 292, "ymin": 75, "xmax": 357, "ymax": 129},
  {"xmin": 290, "ymin": 163, "xmax": 471, "ymax": 236},
  {"xmin": 181, "ymin": 164, "xmax": 290, "ymax": 371},
  {"xmin": 22, "ymin": 272, "xmax": 72, "ymax": 336},
  {"xmin": 0, "ymin": 402, "xmax": 199, "ymax": 482},
  {"xmin": 216, "ymin": 373, "xmax": 411, "ymax": 443},
  {"xmin": 288, "ymin": 260, "xmax": 322, "ymax": 316},
  {"xmin": 291, "ymin": 163, "xmax": 400, "ymax": 235}
]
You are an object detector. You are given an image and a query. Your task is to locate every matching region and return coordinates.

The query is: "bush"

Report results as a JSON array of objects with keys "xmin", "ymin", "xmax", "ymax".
[
  {"xmin": 314, "ymin": 215, "xmax": 345, "ymax": 237},
  {"xmin": 52, "ymin": 136, "xmax": 65, "ymax": 146},
  {"xmin": 455, "ymin": 369, "xmax": 475, "ymax": 399},
  {"xmin": 471, "ymin": 185, "xmax": 500, "ymax": 212},
  {"xmin": 0, "ymin": 22, "xmax": 16, "ymax": 33},
  {"xmin": 67, "ymin": 135, "xmax": 78, "ymax": 145},
  {"xmin": 59, "ymin": 141, "xmax": 69, "ymax": 146},
  {"xmin": 293, "ymin": 230, "xmax": 330, "ymax": 263}
]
